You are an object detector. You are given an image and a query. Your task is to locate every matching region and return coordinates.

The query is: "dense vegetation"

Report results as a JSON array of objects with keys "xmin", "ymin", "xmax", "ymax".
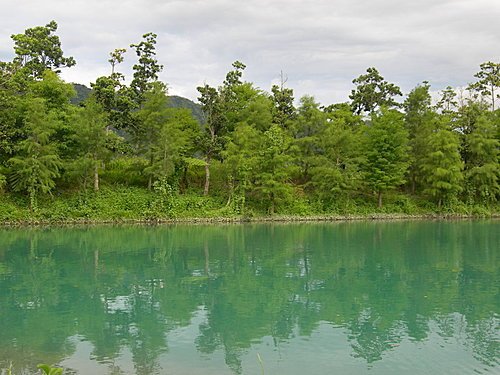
[{"xmin": 0, "ymin": 21, "xmax": 499, "ymax": 221}]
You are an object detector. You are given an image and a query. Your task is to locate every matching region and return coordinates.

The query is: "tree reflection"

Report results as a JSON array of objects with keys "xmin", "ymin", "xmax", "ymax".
[{"xmin": 0, "ymin": 221, "xmax": 498, "ymax": 374}]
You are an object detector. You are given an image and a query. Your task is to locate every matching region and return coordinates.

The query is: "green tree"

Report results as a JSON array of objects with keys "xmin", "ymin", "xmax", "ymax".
[
  {"xmin": 28, "ymin": 70, "xmax": 77, "ymax": 162},
  {"xmin": 436, "ymin": 86, "xmax": 458, "ymax": 114},
  {"xmin": 309, "ymin": 103, "xmax": 363, "ymax": 206},
  {"xmin": 404, "ymin": 82, "xmax": 435, "ymax": 193},
  {"xmin": 10, "ymin": 20, "xmax": 75, "ymax": 80},
  {"xmin": 108, "ymin": 48, "xmax": 126, "ymax": 75},
  {"xmin": 465, "ymin": 115, "xmax": 500, "ymax": 202},
  {"xmin": 8, "ymin": 98, "xmax": 61, "ymax": 211},
  {"xmin": 293, "ymin": 96, "xmax": 328, "ymax": 185},
  {"xmin": 71, "ymin": 98, "xmax": 119, "ymax": 191},
  {"xmin": 130, "ymin": 33, "xmax": 163, "ymax": 106},
  {"xmin": 133, "ymin": 82, "xmax": 169, "ymax": 188},
  {"xmin": 148, "ymin": 107, "xmax": 199, "ymax": 186},
  {"xmin": 196, "ymin": 84, "xmax": 224, "ymax": 195},
  {"xmin": 255, "ymin": 125, "xmax": 296, "ymax": 214},
  {"xmin": 362, "ymin": 108, "xmax": 409, "ymax": 208},
  {"xmin": 350, "ymin": 67, "xmax": 402, "ymax": 115},
  {"xmin": 91, "ymin": 73, "xmax": 135, "ymax": 131},
  {"xmin": 223, "ymin": 123, "xmax": 261, "ymax": 212},
  {"xmin": 420, "ymin": 116, "xmax": 464, "ymax": 207},
  {"xmin": 0, "ymin": 61, "xmax": 23, "ymax": 161},
  {"xmin": 270, "ymin": 72, "xmax": 296, "ymax": 129},
  {"xmin": 468, "ymin": 61, "xmax": 500, "ymax": 111},
  {"xmin": 133, "ymin": 83, "xmax": 198, "ymax": 189}
]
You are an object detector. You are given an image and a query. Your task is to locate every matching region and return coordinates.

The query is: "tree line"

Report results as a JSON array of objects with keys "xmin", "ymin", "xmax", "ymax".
[{"xmin": 0, "ymin": 21, "xmax": 499, "ymax": 214}]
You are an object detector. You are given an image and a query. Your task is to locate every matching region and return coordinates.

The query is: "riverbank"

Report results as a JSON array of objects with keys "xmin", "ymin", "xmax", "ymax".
[
  {"xmin": 0, "ymin": 186, "xmax": 498, "ymax": 226},
  {"xmin": 2, "ymin": 215, "xmax": 499, "ymax": 227}
]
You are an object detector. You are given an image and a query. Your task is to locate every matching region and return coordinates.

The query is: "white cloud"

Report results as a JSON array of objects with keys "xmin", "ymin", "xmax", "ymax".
[{"xmin": 1, "ymin": 0, "xmax": 499, "ymax": 105}]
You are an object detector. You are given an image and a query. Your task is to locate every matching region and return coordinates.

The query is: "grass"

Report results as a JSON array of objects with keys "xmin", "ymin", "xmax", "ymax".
[{"xmin": 0, "ymin": 186, "xmax": 497, "ymax": 225}]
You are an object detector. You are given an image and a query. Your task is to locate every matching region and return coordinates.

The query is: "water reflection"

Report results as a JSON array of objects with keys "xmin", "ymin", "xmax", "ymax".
[{"xmin": 0, "ymin": 221, "xmax": 498, "ymax": 374}]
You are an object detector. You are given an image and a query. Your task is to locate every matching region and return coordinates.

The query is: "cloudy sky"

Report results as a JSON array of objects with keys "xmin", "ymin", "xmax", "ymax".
[{"xmin": 1, "ymin": 0, "xmax": 498, "ymax": 105}]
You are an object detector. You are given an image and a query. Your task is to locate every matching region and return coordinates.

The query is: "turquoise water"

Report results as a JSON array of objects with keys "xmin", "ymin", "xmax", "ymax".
[{"xmin": 0, "ymin": 221, "xmax": 498, "ymax": 374}]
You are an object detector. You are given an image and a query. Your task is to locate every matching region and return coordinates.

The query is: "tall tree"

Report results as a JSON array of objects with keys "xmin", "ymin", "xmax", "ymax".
[
  {"xmin": 91, "ymin": 46, "xmax": 133, "ymax": 133},
  {"xmin": 196, "ymin": 61, "xmax": 253, "ymax": 195},
  {"xmin": 349, "ymin": 67, "xmax": 402, "ymax": 115},
  {"xmin": 404, "ymin": 82, "xmax": 434, "ymax": 193},
  {"xmin": 133, "ymin": 82, "xmax": 169, "ymax": 189},
  {"xmin": 108, "ymin": 48, "xmax": 126, "ymax": 75},
  {"xmin": 130, "ymin": 33, "xmax": 163, "ymax": 105},
  {"xmin": 309, "ymin": 104, "xmax": 363, "ymax": 206},
  {"xmin": 0, "ymin": 61, "xmax": 23, "ymax": 161},
  {"xmin": 255, "ymin": 125, "xmax": 296, "ymax": 214},
  {"xmin": 223, "ymin": 123, "xmax": 261, "ymax": 212},
  {"xmin": 10, "ymin": 20, "xmax": 75, "ymax": 80},
  {"xmin": 147, "ymin": 107, "xmax": 199, "ymax": 186},
  {"xmin": 270, "ymin": 72, "xmax": 296, "ymax": 129},
  {"xmin": 71, "ymin": 99, "xmax": 116, "ymax": 191},
  {"xmin": 8, "ymin": 97, "xmax": 61, "ymax": 211},
  {"xmin": 293, "ymin": 95, "xmax": 327, "ymax": 185},
  {"xmin": 465, "ymin": 115, "xmax": 500, "ymax": 203},
  {"xmin": 436, "ymin": 86, "xmax": 458, "ymax": 114},
  {"xmin": 468, "ymin": 61, "xmax": 500, "ymax": 111},
  {"xmin": 420, "ymin": 116, "xmax": 464, "ymax": 207},
  {"xmin": 197, "ymin": 84, "xmax": 224, "ymax": 195},
  {"xmin": 362, "ymin": 108, "xmax": 409, "ymax": 208}
]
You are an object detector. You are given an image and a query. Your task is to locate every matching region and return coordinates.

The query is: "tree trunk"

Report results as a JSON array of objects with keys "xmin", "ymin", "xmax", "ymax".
[
  {"xmin": 491, "ymin": 83, "xmax": 495, "ymax": 111},
  {"xmin": 225, "ymin": 176, "xmax": 233, "ymax": 206},
  {"xmin": 204, "ymin": 156, "xmax": 211, "ymax": 196},
  {"xmin": 378, "ymin": 190, "xmax": 383, "ymax": 208},
  {"xmin": 94, "ymin": 157, "xmax": 99, "ymax": 192}
]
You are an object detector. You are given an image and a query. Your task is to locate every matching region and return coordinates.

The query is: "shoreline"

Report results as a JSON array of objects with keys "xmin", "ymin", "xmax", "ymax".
[{"xmin": 1, "ymin": 212, "xmax": 499, "ymax": 227}]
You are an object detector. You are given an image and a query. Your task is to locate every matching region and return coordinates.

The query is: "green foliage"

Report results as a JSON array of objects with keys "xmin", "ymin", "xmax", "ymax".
[
  {"xmin": 465, "ymin": 115, "xmax": 500, "ymax": 202},
  {"xmin": 254, "ymin": 125, "xmax": 297, "ymax": 214},
  {"xmin": 0, "ymin": 23, "xmax": 499, "ymax": 218},
  {"xmin": 362, "ymin": 108, "xmax": 410, "ymax": 207},
  {"xmin": 350, "ymin": 67, "xmax": 402, "ymax": 114},
  {"xmin": 271, "ymin": 76, "xmax": 296, "ymax": 129},
  {"xmin": 68, "ymin": 98, "xmax": 120, "ymax": 191},
  {"xmin": 8, "ymin": 97, "xmax": 62, "ymax": 211},
  {"xmin": 130, "ymin": 32, "xmax": 163, "ymax": 104},
  {"xmin": 149, "ymin": 176, "xmax": 177, "ymax": 216},
  {"xmin": 11, "ymin": 20, "xmax": 75, "ymax": 80},
  {"xmin": 404, "ymin": 82, "xmax": 434, "ymax": 193},
  {"xmin": 102, "ymin": 156, "xmax": 148, "ymax": 186},
  {"xmin": 309, "ymin": 104, "xmax": 363, "ymax": 205},
  {"xmin": 293, "ymin": 95, "xmax": 328, "ymax": 184},
  {"xmin": 468, "ymin": 61, "xmax": 500, "ymax": 110},
  {"xmin": 37, "ymin": 364, "xmax": 63, "ymax": 375},
  {"xmin": 420, "ymin": 116, "xmax": 464, "ymax": 207}
]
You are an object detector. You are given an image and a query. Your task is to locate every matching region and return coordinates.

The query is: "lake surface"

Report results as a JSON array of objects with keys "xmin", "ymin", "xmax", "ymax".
[{"xmin": 0, "ymin": 221, "xmax": 498, "ymax": 374}]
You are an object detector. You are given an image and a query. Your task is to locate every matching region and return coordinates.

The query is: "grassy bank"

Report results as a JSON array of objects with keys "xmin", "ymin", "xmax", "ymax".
[{"xmin": 0, "ymin": 186, "xmax": 498, "ymax": 225}]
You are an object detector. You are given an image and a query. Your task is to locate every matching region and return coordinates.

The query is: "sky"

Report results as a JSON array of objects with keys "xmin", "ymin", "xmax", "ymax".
[{"xmin": 1, "ymin": 0, "xmax": 499, "ymax": 105}]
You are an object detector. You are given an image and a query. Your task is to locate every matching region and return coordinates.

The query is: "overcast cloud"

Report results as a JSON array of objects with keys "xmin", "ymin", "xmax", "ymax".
[{"xmin": 1, "ymin": 0, "xmax": 499, "ymax": 105}]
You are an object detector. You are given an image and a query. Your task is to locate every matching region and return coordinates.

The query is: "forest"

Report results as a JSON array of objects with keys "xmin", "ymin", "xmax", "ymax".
[{"xmin": 0, "ymin": 21, "xmax": 499, "ymax": 221}]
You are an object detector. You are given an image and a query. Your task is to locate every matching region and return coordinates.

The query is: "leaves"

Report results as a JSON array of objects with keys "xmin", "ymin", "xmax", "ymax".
[{"xmin": 37, "ymin": 364, "xmax": 63, "ymax": 375}]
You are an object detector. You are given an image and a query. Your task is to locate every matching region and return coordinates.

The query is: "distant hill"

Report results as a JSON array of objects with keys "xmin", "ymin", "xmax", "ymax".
[
  {"xmin": 70, "ymin": 84, "xmax": 205, "ymax": 124},
  {"xmin": 71, "ymin": 83, "xmax": 92, "ymax": 105},
  {"xmin": 168, "ymin": 95, "xmax": 205, "ymax": 124}
]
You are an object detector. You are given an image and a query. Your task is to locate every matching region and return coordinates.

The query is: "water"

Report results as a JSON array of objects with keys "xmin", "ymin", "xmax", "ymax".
[{"xmin": 0, "ymin": 220, "xmax": 498, "ymax": 374}]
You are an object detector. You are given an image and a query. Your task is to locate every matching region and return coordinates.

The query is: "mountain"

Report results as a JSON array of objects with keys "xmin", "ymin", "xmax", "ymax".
[
  {"xmin": 167, "ymin": 95, "xmax": 205, "ymax": 124},
  {"xmin": 71, "ymin": 83, "xmax": 92, "ymax": 105},
  {"xmin": 70, "ymin": 84, "xmax": 205, "ymax": 124}
]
